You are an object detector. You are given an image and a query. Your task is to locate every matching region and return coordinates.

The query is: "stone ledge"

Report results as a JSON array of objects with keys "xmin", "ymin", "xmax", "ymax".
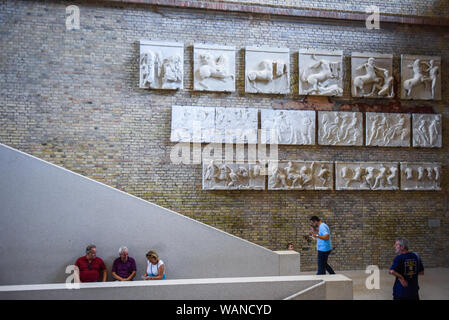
[
  {"xmin": 0, "ymin": 275, "xmax": 352, "ymax": 300},
  {"xmin": 97, "ymin": 0, "xmax": 449, "ymax": 26}
]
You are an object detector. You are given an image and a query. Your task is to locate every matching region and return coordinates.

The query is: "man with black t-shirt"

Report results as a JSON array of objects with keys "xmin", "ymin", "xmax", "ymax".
[{"xmin": 389, "ymin": 237, "xmax": 424, "ymax": 300}]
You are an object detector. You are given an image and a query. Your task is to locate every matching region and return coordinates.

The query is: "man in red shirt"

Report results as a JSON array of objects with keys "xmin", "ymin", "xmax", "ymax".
[{"xmin": 75, "ymin": 244, "xmax": 107, "ymax": 282}]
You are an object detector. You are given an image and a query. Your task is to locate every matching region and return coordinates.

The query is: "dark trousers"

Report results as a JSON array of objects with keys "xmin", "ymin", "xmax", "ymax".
[
  {"xmin": 317, "ymin": 250, "xmax": 335, "ymax": 275},
  {"xmin": 393, "ymin": 295, "xmax": 420, "ymax": 301}
]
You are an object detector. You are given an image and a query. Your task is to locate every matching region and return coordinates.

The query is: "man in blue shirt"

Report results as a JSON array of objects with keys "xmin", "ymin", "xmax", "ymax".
[
  {"xmin": 310, "ymin": 216, "xmax": 335, "ymax": 275},
  {"xmin": 389, "ymin": 237, "xmax": 424, "ymax": 300}
]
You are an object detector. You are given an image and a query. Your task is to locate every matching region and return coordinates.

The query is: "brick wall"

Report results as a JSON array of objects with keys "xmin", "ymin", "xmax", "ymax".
[
  {"xmin": 0, "ymin": 0, "xmax": 448, "ymax": 271},
  {"xmin": 206, "ymin": 0, "xmax": 449, "ymax": 17}
]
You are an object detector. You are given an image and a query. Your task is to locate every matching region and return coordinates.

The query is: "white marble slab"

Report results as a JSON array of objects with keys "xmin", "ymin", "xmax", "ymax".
[
  {"xmin": 318, "ymin": 111, "xmax": 363, "ymax": 146},
  {"xmin": 193, "ymin": 43, "xmax": 235, "ymax": 92},
  {"xmin": 412, "ymin": 113, "xmax": 442, "ymax": 148},
  {"xmin": 298, "ymin": 49, "xmax": 343, "ymax": 96},
  {"xmin": 401, "ymin": 55, "xmax": 441, "ymax": 100},
  {"xmin": 202, "ymin": 161, "xmax": 266, "ymax": 190},
  {"xmin": 260, "ymin": 109, "xmax": 315, "ymax": 145},
  {"xmin": 365, "ymin": 112, "xmax": 411, "ymax": 147},
  {"xmin": 245, "ymin": 46, "xmax": 290, "ymax": 94},
  {"xmin": 139, "ymin": 40, "xmax": 184, "ymax": 90},
  {"xmin": 335, "ymin": 161, "xmax": 399, "ymax": 190},
  {"xmin": 170, "ymin": 105, "xmax": 216, "ymax": 143},
  {"xmin": 267, "ymin": 161, "xmax": 333, "ymax": 190},
  {"xmin": 400, "ymin": 162, "xmax": 441, "ymax": 190},
  {"xmin": 351, "ymin": 52, "xmax": 394, "ymax": 98},
  {"xmin": 214, "ymin": 107, "xmax": 258, "ymax": 144}
]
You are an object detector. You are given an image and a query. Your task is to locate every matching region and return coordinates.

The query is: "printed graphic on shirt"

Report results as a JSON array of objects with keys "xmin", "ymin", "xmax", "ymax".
[{"xmin": 404, "ymin": 259, "xmax": 417, "ymax": 277}]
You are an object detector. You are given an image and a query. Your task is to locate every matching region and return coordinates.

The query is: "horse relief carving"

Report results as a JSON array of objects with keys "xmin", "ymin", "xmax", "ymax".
[
  {"xmin": 139, "ymin": 40, "xmax": 184, "ymax": 90},
  {"xmin": 366, "ymin": 113, "xmax": 411, "ymax": 147},
  {"xmin": 412, "ymin": 114, "xmax": 442, "ymax": 148},
  {"xmin": 351, "ymin": 53, "xmax": 394, "ymax": 98},
  {"xmin": 245, "ymin": 46, "xmax": 290, "ymax": 94},
  {"xmin": 401, "ymin": 55, "xmax": 441, "ymax": 100},
  {"xmin": 298, "ymin": 50, "xmax": 343, "ymax": 96},
  {"xmin": 318, "ymin": 111, "xmax": 363, "ymax": 146},
  {"xmin": 336, "ymin": 162, "xmax": 399, "ymax": 190},
  {"xmin": 203, "ymin": 160, "xmax": 266, "ymax": 190},
  {"xmin": 194, "ymin": 44, "xmax": 235, "ymax": 92},
  {"xmin": 268, "ymin": 161, "xmax": 333, "ymax": 190}
]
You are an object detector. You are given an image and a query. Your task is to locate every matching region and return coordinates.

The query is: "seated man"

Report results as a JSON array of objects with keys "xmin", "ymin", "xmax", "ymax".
[
  {"xmin": 75, "ymin": 244, "xmax": 107, "ymax": 282},
  {"xmin": 112, "ymin": 246, "xmax": 136, "ymax": 281}
]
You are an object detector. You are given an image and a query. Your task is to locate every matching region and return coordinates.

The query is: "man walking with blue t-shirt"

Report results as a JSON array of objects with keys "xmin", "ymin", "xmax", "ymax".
[
  {"xmin": 389, "ymin": 237, "xmax": 424, "ymax": 300},
  {"xmin": 310, "ymin": 216, "xmax": 335, "ymax": 275}
]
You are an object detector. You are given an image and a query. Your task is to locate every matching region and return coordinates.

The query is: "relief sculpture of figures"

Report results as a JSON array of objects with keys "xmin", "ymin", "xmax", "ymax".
[
  {"xmin": 160, "ymin": 55, "xmax": 183, "ymax": 89},
  {"xmin": 171, "ymin": 106, "xmax": 258, "ymax": 144},
  {"xmin": 214, "ymin": 107, "xmax": 258, "ymax": 144},
  {"xmin": 170, "ymin": 105, "xmax": 215, "ymax": 143},
  {"xmin": 351, "ymin": 53, "xmax": 394, "ymax": 98},
  {"xmin": 268, "ymin": 161, "xmax": 333, "ymax": 190},
  {"xmin": 139, "ymin": 40, "xmax": 184, "ymax": 90},
  {"xmin": 261, "ymin": 109, "xmax": 315, "ymax": 145},
  {"xmin": 366, "ymin": 113, "xmax": 411, "ymax": 147},
  {"xmin": 194, "ymin": 44, "xmax": 235, "ymax": 92},
  {"xmin": 245, "ymin": 46, "xmax": 290, "ymax": 94},
  {"xmin": 298, "ymin": 50, "xmax": 343, "ymax": 96},
  {"xmin": 401, "ymin": 55, "xmax": 441, "ymax": 100},
  {"xmin": 412, "ymin": 114, "xmax": 442, "ymax": 148},
  {"xmin": 140, "ymin": 51, "xmax": 156, "ymax": 88},
  {"xmin": 202, "ymin": 160, "xmax": 265, "ymax": 190},
  {"xmin": 318, "ymin": 111, "xmax": 363, "ymax": 146},
  {"xmin": 400, "ymin": 162, "xmax": 441, "ymax": 190},
  {"xmin": 424, "ymin": 60, "xmax": 440, "ymax": 100},
  {"xmin": 336, "ymin": 162, "xmax": 399, "ymax": 190}
]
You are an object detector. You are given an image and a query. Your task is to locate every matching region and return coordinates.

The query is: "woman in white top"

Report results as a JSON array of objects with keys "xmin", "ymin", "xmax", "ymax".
[{"xmin": 144, "ymin": 250, "xmax": 166, "ymax": 280}]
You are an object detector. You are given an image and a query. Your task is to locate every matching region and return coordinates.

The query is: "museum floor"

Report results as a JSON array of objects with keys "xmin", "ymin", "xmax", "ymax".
[{"xmin": 301, "ymin": 268, "xmax": 449, "ymax": 300}]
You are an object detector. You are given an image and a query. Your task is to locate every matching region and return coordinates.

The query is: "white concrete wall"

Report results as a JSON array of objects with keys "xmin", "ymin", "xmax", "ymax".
[
  {"xmin": 275, "ymin": 250, "xmax": 301, "ymax": 275},
  {"xmin": 0, "ymin": 276, "xmax": 325, "ymax": 300},
  {"xmin": 284, "ymin": 281, "xmax": 326, "ymax": 300},
  {"xmin": 312, "ymin": 274, "xmax": 354, "ymax": 300},
  {"xmin": 0, "ymin": 144, "xmax": 297, "ymax": 285}
]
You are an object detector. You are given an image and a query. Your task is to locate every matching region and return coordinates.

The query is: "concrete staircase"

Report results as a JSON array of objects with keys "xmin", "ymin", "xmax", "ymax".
[{"xmin": 0, "ymin": 143, "xmax": 300, "ymax": 285}]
